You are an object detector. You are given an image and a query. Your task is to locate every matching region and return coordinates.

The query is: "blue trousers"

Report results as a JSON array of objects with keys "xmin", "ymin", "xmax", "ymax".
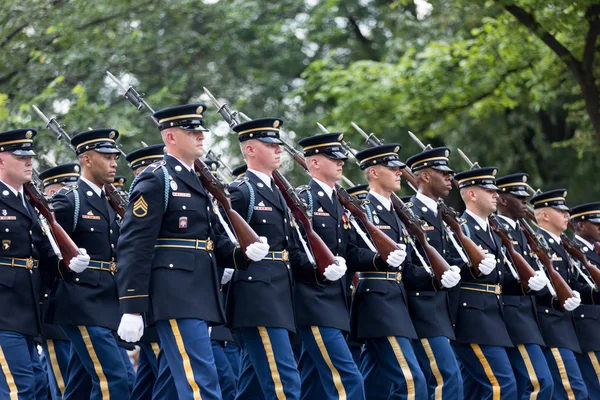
[
  {"xmin": 157, "ymin": 318, "xmax": 221, "ymax": 400},
  {"xmin": 61, "ymin": 325, "xmax": 129, "ymax": 400},
  {"xmin": 213, "ymin": 340, "xmax": 237, "ymax": 400},
  {"xmin": 131, "ymin": 342, "xmax": 159, "ymax": 400},
  {"xmin": 0, "ymin": 331, "xmax": 48, "ymax": 400},
  {"xmin": 544, "ymin": 347, "xmax": 588, "ymax": 400},
  {"xmin": 363, "ymin": 336, "xmax": 428, "ymax": 400},
  {"xmin": 360, "ymin": 345, "xmax": 392, "ymax": 400},
  {"xmin": 453, "ymin": 342, "xmax": 517, "ymax": 400},
  {"xmin": 297, "ymin": 325, "xmax": 364, "ymax": 400},
  {"xmin": 413, "ymin": 337, "xmax": 463, "ymax": 400},
  {"xmin": 151, "ymin": 347, "xmax": 179, "ymax": 400},
  {"xmin": 41, "ymin": 338, "xmax": 71, "ymax": 399},
  {"xmin": 224, "ymin": 342, "xmax": 241, "ymax": 380},
  {"xmin": 120, "ymin": 346, "xmax": 136, "ymax": 393},
  {"xmin": 235, "ymin": 327, "xmax": 301, "ymax": 400},
  {"xmin": 506, "ymin": 344, "xmax": 553, "ymax": 400},
  {"xmin": 576, "ymin": 350, "xmax": 600, "ymax": 399}
]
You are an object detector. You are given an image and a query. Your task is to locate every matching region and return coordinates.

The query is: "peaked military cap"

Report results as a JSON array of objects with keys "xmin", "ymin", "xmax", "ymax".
[
  {"xmin": 0, "ymin": 128, "xmax": 37, "ymax": 156},
  {"xmin": 406, "ymin": 147, "xmax": 453, "ymax": 173},
  {"xmin": 454, "ymin": 167, "xmax": 498, "ymax": 190},
  {"xmin": 113, "ymin": 176, "xmax": 127, "ymax": 188},
  {"xmin": 231, "ymin": 164, "xmax": 247, "ymax": 178},
  {"xmin": 126, "ymin": 144, "xmax": 165, "ymax": 170},
  {"xmin": 71, "ymin": 128, "xmax": 120, "ymax": 155},
  {"xmin": 496, "ymin": 173, "xmax": 530, "ymax": 197},
  {"xmin": 38, "ymin": 163, "xmax": 80, "ymax": 187},
  {"xmin": 570, "ymin": 202, "xmax": 600, "ymax": 224},
  {"xmin": 233, "ymin": 117, "xmax": 283, "ymax": 144},
  {"xmin": 153, "ymin": 104, "xmax": 208, "ymax": 131},
  {"xmin": 346, "ymin": 184, "xmax": 369, "ymax": 200},
  {"xmin": 355, "ymin": 144, "xmax": 405, "ymax": 170},
  {"xmin": 298, "ymin": 132, "xmax": 348, "ymax": 160},
  {"xmin": 205, "ymin": 159, "xmax": 220, "ymax": 176},
  {"xmin": 530, "ymin": 188, "xmax": 569, "ymax": 211}
]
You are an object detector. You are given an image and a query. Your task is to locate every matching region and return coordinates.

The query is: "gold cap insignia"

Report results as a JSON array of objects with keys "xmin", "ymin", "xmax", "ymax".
[
  {"xmin": 563, "ymin": 191, "xmax": 567, "ymax": 198},
  {"xmin": 523, "ymin": 176, "xmax": 527, "ymax": 182},
  {"xmin": 493, "ymin": 169, "xmax": 497, "ymax": 176},
  {"xmin": 394, "ymin": 146, "xmax": 400, "ymax": 153},
  {"xmin": 338, "ymin": 133, "xmax": 344, "ymax": 141},
  {"xmin": 74, "ymin": 165, "xmax": 80, "ymax": 173},
  {"xmin": 119, "ymin": 178, "xmax": 124, "ymax": 184},
  {"xmin": 211, "ymin": 163, "xmax": 217, "ymax": 171},
  {"xmin": 197, "ymin": 105, "xmax": 204, "ymax": 114},
  {"xmin": 273, "ymin": 120, "xmax": 280, "ymax": 128},
  {"xmin": 109, "ymin": 131, "xmax": 116, "ymax": 139},
  {"xmin": 25, "ymin": 130, "xmax": 33, "ymax": 139}
]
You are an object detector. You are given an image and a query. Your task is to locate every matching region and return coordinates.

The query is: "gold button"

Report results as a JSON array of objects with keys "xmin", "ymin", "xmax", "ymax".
[
  {"xmin": 416, "ymin": 292, "xmax": 420, "ymax": 296},
  {"xmin": 322, "ymin": 223, "xmax": 326, "ymax": 227},
  {"xmin": 581, "ymin": 314, "xmax": 585, "ymax": 318},
  {"xmin": 169, "ymin": 264, "xmax": 173, "ymax": 268},
  {"xmin": 366, "ymin": 288, "xmax": 370, "ymax": 292},
  {"xmin": 545, "ymin": 309, "xmax": 549, "ymax": 313},
  {"xmin": 248, "ymin": 276, "xmax": 253, "ymax": 280},
  {"xmin": 90, "ymin": 228, "xmax": 94, "ymax": 232},
  {"xmin": 463, "ymin": 303, "xmax": 467, "ymax": 306},
  {"xmin": 262, "ymin": 219, "xmax": 266, "ymax": 223},
  {"xmin": 75, "ymin": 278, "xmax": 80, "ymax": 282}
]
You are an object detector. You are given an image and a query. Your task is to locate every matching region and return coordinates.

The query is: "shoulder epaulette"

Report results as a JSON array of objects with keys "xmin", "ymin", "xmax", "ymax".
[
  {"xmin": 233, "ymin": 177, "xmax": 249, "ymax": 187},
  {"xmin": 296, "ymin": 185, "xmax": 311, "ymax": 194},
  {"xmin": 54, "ymin": 184, "xmax": 78, "ymax": 197},
  {"xmin": 151, "ymin": 160, "xmax": 167, "ymax": 173},
  {"xmin": 406, "ymin": 202, "xmax": 413, "ymax": 208}
]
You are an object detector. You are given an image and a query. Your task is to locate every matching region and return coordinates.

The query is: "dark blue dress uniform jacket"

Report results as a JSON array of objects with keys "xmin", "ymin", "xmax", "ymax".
[
  {"xmin": 454, "ymin": 212, "xmax": 513, "ymax": 347},
  {"xmin": 295, "ymin": 179, "xmax": 382, "ymax": 332},
  {"xmin": 46, "ymin": 179, "xmax": 121, "ymax": 330},
  {"xmin": 404, "ymin": 196, "xmax": 457, "ymax": 340},
  {"xmin": 117, "ymin": 155, "xmax": 244, "ymax": 326},
  {"xmin": 349, "ymin": 193, "xmax": 417, "ymax": 341},
  {"xmin": 227, "ymin": 171, "xmax": 314, "ymax": 333},
  {"xmin": 534, "ymin": 229, "xmax": 581, "ymax": 353},
  {"xmin": 0, "ymin": 183, "xmax": 56, "ymax": 337},
  {"xmin": 496, "ymin": 217, "xmax": 545, "ymax": 346},
  {"xmin": 572, "ymin": 237, "xmax": 600, "ymax": 352}
]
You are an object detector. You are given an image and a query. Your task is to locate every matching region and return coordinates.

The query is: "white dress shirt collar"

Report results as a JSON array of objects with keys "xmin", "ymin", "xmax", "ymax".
[
  {"xmin": 416, "ymin": 192, "xmax": 438, "ymax": 215},
  {"xmin": 312, "ymin": 178, "xmax": 334, "ymax": 200},
  {"xmin": 166, "ymin": 153, "xmax": 193, "ymax": 172},
  {"xmin": 80, "ymin": 176, "xmax": 104, "ymax": 197},
  {"xmin": 247, "ymin": 169, "xmax": 272, "ymax": 189},
  {"xmin": 369, "ymin": 190, "xmax": 391, "ymax": 212},
  {"xmin": 0, "ymin": 179, "xmax": 21, "ymax": 197},
  {"xmin": 497, "ymin": 214, "xmax": 517, "ymax": 230},
  {"xmin": 465, "ymin": 209, "xmax": 489, "ymax": 231},
  {"xmin": 539, "ymin": 227, "xmax": 561, "ymax": 244},
  {"xmin": 575, "ymin": 235, "xmax": 594, "ymax": 250}
]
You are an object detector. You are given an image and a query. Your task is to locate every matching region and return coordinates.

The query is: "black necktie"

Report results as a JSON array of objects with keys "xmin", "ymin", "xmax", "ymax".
[{"xmin": 17, "ymin": 192, "xmax": 32, "ymax": 218}]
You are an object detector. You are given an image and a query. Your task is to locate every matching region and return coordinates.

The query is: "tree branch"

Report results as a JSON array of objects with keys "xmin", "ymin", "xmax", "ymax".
[
  {"xmin": 583, "ymin": 5, "xmax": 600, "ymax": 72},
  {"xmin": 0, "ymin": 22, "xmax": 28, "ymax": 48}
]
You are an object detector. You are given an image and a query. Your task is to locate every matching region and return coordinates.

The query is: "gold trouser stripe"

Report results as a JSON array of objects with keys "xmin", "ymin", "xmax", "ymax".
[
  {"xmin": 78, "ymin": 326, "xmax": 110, "ymax": 400},
  {"xmin": 387, "ymin": 336, "xmax": 415, "ymax": 400},
  {"xmin": 310, "ymin": 326, "xmax": 347, "ymax": 399},
  {"xmin": 588, "ymin": 352, "xmax": 600, "ymax": 385},
  {"xmin": 0, "ymin": 345, "xmax": 18, "ymax": 400},
  {"xmin": 551, "ymin": 348, "xmax": 575, "ymax": 400},
  {"xmin": 258, "ymin": 327, "xmax": 286, "ymax": 400},
  {"xmin": 516, "ymin": 344, "xmax": 540, "ymax": 400},
  {"xmin": 46, "ymin": 340, "xmax": 66, "ymax": 396},
  {"xmin": 151, "ymin": 342, "xmax": 160, "ymax": 359},
  {"xmin": 471, "ymin": 344, "xmax": 501, "ymax": 400},
  {"xmin": 421, "ymin": 339, "xmax": 443, "ymax": 400},
  {"xmin": 169, "ymin": 320, "xmax": 202, "ymax": 400}
]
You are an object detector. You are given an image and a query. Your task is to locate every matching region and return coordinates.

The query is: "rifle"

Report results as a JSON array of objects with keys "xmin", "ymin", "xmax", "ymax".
[
  {"xmin": 560, "ymin": 235, "xmax": 600, "ymax": 290},
  {"xmin": 106, "ymin": 73, "xmax": 259, "ymax": 254},
  {"xmin": 203, "ymin": 87, "xmax": 337, "ymax": 280},
  {"xmin": 595, "ymin": 242, "xmax": 600, "ymax": 257},
  {"xmin": 32, "ymin": 105, "xmax": 128, "ymax": 219},
  {"xmin": 519, "ymin": 219, "xmax": 573, "ymax": 309},
  {"xmin": 403, "ymin": 132, "xmax": 487, "ymax": 272}
]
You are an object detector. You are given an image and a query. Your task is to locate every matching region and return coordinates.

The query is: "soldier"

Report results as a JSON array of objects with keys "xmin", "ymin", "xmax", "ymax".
[
  {"xmin": 530, "ymin": 189, "xmax": 587, "ymax": 399},
  {"xmin": 0, "ymin": 129, "xmax": 89, "ymax": 399},
  {"xmin": 403, "ymin": 147, "xmax": 464, "ymax": 399},
  {"xmin": 228, "ymin": 118, "xmax": 346, "ymax": 400},
  {"xmin": 495, "ymin": 173, "xmax": 554, "ymax": 398},
  {"xmin": 38, "ymin": 163, "xmax": 86, "ymax": 399},
  {"xmin": 295, "ymin": 133, "xmax": 408, "ymax": 399},
  {"xmin": 116, "ymin": 104, "xmax": 269, "ymax": 399},
  {"xmin": 113, "ymin": 175, "xmax": 128, "ymax": 198},
  {"xmin": 570, "ymin": 202, "xmax": 600, "ymax": 398},
  {"xmin": 351, "ymin": 144, "xmax": 428, "ymax": 400},
  {"xmin": 451, "ymin": 167, "xmax": 517, "ymax": 399}
]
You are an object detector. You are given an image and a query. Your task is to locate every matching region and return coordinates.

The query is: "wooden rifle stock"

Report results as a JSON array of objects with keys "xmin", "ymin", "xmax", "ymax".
[
  {"xmin": 561, "ymin": 235, "xmax": 600, "ymax": 289},
  {"xmin": 104, "ymin": 183, "xmax": 127, "ymax": 219},
  {"xmin": 193, "ymin": 159, "xmax": 258, "ymax": 253},
  {"xmin": 519, "ymin": 218, "xmax": 573, "ymax": 309},
  {"xmin": 24, "ymin": 182, "xmax": 78, "ymax": 270},
  {"xmin": 488, "ymin": 215, "xmax": 536, "ymax": 292},
  {"xmin": 272, "ymin": 170, "xmax": 335, "ymax": 280}
]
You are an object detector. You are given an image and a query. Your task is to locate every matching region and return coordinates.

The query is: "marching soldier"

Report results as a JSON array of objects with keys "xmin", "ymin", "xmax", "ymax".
[
  {"xmin": 38, "ymin": 163, "xmax": 87, "ymax": 399},
  {"xmin": 48, "ymin": 128, "xmax": 128, "ymax": 399},
  {"xmin": 295, "ymin": 133, "xmax": 408, "ymax": 399},
  {"xmin": 530, "ymin": 189, "xmax": 587, "ymax": 399},
  {"xmin": 569, "ymin": 202, "xmax": 600, "ymax": 398},
  {"xmin": 495, "ymin": 173, "xmax": 554, "ymax": 398},
  {"xmin": 404, "ymin": 147, "xmax": 464, "ymax": 399},
  {"xmin": 113, "ymin": 175, "xmax": 128, "ymax": 198},
  {"xmin": 116, "ymin": 104, "xmax": 269, "ymax": 399},
  {"xmin": 0, "ymin": 129, "xmax": 88, "ymax": 399},
  {"xmin": 351, "ymin": 144, "xmax": 428, "ymax": 400},
  {"xmin": 451, "ymin": 167, "xmax": 517, "ymax": 399},
  {"xmin": 228, "ymin": 118, "xmax": 345, "ymax": 400}
]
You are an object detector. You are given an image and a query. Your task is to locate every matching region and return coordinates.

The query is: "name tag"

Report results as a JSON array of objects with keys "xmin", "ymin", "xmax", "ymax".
[{"xmin": 172, "ymin": 192, "xmax": 191, "ymax": 198}]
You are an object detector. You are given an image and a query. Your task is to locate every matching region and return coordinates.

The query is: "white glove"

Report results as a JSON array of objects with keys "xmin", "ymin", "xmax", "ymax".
[
  {"xmin": 245, "ymin": 236, "xmax": 270, "ymax": 262},
  {"xmin": 386, "ymin": 244, "xmax": 407, "ymax": 268},
  {"xmin": 69, "ymin": 248, "xmax": 90, "ymax": 273},
  {"xmin": 564, "ymin": 290, "xmax": 581, "ymax": 311},
  {"xmin": 441, "ymin": 265, "xmax": 461, "ymax": 289},
  {"xmin": 117, "ymin": 314, "xmax": 144, "ymax": 343},
  {"xmin": 477, "ymin": 254, "xmax": 496, "ymax": 275},
  {"xmin": 527, "ymin": 271, "xmax": 548, "ymax": 292},
  {"xmin": 323, "ymin": 256, "xmax": 347, "ymax": 281},
  {"xmin": 221, "ymin": 268, "xmax": 234, "ymax": 285}
]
